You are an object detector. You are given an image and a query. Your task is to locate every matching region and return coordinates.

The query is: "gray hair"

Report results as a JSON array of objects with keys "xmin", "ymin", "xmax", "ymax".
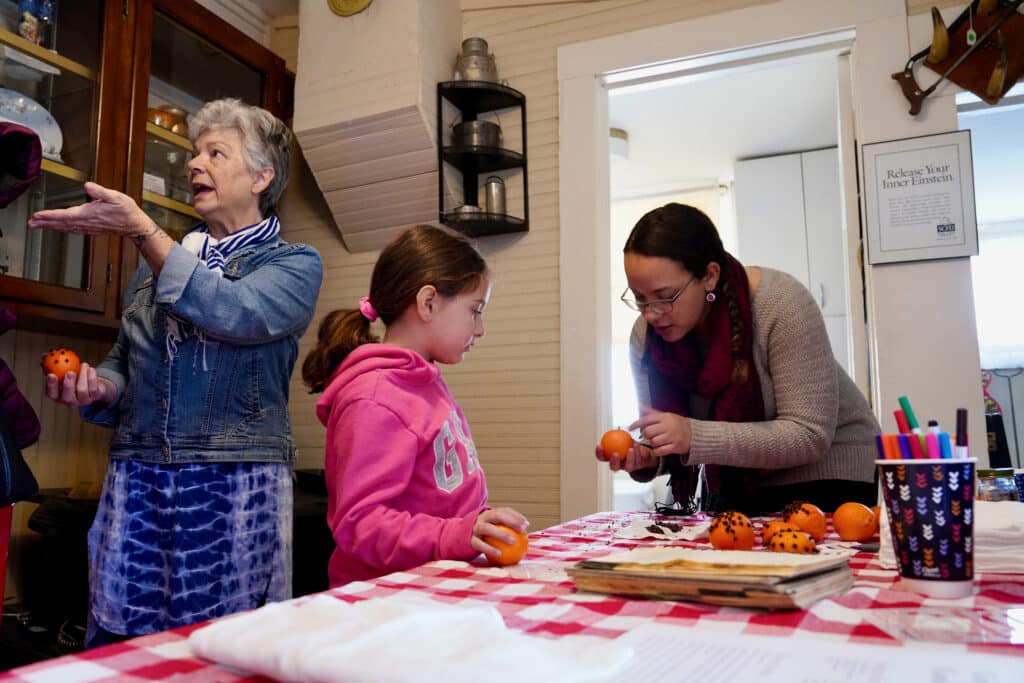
[{"xmin": 188, "ymin": 98, "xmax": 292, "ymax": 218}]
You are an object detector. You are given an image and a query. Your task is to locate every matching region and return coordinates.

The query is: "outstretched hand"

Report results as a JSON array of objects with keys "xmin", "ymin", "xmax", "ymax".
[
  {"xmin": 28, "ymin": 181, "xmax": 156, "ymax": 239},
  {"xmin": 471, "ymin": 507, "xmax": 529, "ymax": 561}
]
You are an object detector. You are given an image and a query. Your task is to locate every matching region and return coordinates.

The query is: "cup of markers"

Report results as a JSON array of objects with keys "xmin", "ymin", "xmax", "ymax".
[{"xmin": 875, "ymin": 399, "xmax": 976, "ymax": 599}]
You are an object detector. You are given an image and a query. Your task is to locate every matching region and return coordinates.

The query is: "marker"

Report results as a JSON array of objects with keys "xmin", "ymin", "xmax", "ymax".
[
  {"xmin": 927, "ymin": 419, "xmax": 940, "ymax": 435},
  {"xmin": 894, "ymin": 410, "xmax": 911, "ymax": 434},
  {"xmin": 938, "ymin": 432, "xmax": 953, "ymax": 459},
  {"xmin": 908, "ymin": 432, "xmax": 926, "ymax": 459},
  {"xmin": 925, "ymin": 432, "xmax": 940, "ymax": 459},
  {"xmin": 897, "ymin": 434, "xmax": 914, "ymax": 459},
  {"xmin": 898, "ymin": 396, "xmax": 921, "ymax": 434},
  {"xmin": 875, "ymin": 434, "xmax": 887, "ymax": 460},
  {"xmin": 885, "ymin": 433, "xmax": 902, "ymax": 460},
  {"xmin": 955, "ymin": 408, "xmax": 969, "ymax": 459}
]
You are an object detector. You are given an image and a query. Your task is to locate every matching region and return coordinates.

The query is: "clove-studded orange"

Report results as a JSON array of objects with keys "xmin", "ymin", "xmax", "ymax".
[
  {"xmin": 40, "ymin": 347, "xmax": 82, "ymax": 383},
  {"xmin": 708, "ymin": 510, "xmax": 755, "ymax": 550}
]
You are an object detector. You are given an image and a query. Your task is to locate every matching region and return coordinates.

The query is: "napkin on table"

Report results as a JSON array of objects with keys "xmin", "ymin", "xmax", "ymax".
[{"xmin": 189, "ymin": 593, "xmax": 633, "ymax": 683}]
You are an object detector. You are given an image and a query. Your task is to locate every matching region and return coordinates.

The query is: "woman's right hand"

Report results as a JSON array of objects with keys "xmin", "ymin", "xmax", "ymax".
[
  {"xmin": 45, "ymin": 362, "xmax": 114, "ymax": 407},
  {"xmin": 28, "ymin": 182, "xmax": 157, "ymax": 241},
  {"xmin": 594, "ymin": 442, "xmax": 657, "ymax": 472}
]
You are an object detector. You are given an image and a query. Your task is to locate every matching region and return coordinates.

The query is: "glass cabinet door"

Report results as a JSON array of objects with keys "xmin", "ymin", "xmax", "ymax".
[
  {"xmin": 0, "ymin": 0, "xmax": 113, "ymax": 312},
  {"xmin": 133, "ymin": 6, "xmax": 265, "ymax": 254}
]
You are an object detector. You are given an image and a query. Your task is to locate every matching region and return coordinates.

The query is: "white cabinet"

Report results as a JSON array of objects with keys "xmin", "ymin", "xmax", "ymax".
[{"xmin": 734, "ymin": 148, "xmax": 852, "ymax": 373}]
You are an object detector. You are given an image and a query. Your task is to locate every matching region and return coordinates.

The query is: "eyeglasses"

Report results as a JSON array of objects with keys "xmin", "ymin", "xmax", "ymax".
[{"xmin": 620, "ymin": 275, "xmax": 698, "ymax": 314}]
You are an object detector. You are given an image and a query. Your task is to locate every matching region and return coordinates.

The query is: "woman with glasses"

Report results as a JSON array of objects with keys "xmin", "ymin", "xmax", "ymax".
[{"xmin": 597, "ymin": 203, "xmax": 879, "ymax": 514}]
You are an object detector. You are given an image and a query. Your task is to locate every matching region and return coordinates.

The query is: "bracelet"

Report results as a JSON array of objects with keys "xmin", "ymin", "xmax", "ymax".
[{"xmin": 132, "ymin": 224, "xmax": 161, "ymax": 247}]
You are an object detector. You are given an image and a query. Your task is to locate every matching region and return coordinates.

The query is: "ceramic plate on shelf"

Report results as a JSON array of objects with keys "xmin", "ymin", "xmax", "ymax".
[{"xmin": 0, "ymin": 88, "xmax": 63, "ymax": 161}]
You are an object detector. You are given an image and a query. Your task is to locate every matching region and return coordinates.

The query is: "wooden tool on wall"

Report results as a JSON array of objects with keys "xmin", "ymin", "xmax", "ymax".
[{"xmin": 892, "ymin": 0, "xmax": 1023, "ymax": 115}]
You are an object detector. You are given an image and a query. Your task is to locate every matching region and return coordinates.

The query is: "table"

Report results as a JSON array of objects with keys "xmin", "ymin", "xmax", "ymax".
[{"xmin": 2, "ymin": 511, "xmax": 1022, "ymax": 681}]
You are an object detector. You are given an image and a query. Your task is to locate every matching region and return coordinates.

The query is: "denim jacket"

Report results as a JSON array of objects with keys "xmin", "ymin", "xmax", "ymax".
[{"xmin": 82, "ymin": 232, "xmax": 323, "ymax": 465}]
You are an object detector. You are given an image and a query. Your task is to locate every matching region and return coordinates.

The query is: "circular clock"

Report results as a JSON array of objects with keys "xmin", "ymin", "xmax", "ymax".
[{"xmin": 328, "ymin": 0, "xmax": 372, "ymax": 16}]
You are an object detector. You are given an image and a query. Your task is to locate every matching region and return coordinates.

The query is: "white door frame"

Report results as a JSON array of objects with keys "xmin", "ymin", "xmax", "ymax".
[{"xmin": 556, "ymin": 0, "xmax": 983, "ymax": 522}]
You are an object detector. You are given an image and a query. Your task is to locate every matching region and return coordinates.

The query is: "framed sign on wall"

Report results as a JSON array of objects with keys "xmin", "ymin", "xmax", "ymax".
[{"xmin": 862, "ymin": 129, "xmax": 978, "ymax": 265}]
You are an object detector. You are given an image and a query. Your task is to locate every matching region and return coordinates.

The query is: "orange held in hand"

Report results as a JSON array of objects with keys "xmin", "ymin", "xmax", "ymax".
[
  {"xmin": 833, "ymin": 502, "xmax": 877, "ymax": 542},
  {"xmin": 709, "ymin": 510, "xmax": 755, "ymax": 550},
  {"xmin": 484, "ymin": 524, "xmax": 528, "ymax": 566},
  {"xmin": 600, "ymin": 429, "xmax": 634, "ymax": 460},
  {"xmin": 40, "ymin": 347, "xmax": 82, "ymax": 383},
  {"xmin": 783, "ymin": 501, "xmax": 827, "ymax": 543}
]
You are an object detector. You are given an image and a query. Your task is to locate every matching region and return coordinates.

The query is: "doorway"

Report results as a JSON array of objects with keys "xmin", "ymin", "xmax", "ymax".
[
  {"xmin": 958, "ymin": 84, "xmax": 1024, "ymax": 468},
  {"xmin": 604, "ymin": 39, "xmax": 861, "ymax": 511},
  {"xmin": 555, "ymin": 2, "xmax": 914, "ymax": 522}
]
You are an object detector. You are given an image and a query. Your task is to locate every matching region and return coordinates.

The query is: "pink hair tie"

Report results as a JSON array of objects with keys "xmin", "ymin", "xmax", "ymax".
[{"xmin": 358, "ymin": 296, "xmax": 378, "ymax": 322}]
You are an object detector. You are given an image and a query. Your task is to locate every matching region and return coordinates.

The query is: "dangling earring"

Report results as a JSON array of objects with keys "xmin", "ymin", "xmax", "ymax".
[{"xmin": 705, "ymin": 291, "xmax": 716, "ymax": 303}]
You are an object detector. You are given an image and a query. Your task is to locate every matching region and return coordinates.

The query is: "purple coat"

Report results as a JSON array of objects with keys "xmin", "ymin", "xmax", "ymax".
[{"xmin": 0, "ymin": 306, "xmax": 41, "ymax": 448}]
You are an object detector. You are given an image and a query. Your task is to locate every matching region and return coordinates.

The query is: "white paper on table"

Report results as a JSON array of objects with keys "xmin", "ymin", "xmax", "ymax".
[
  {"xmin": 605, "ymin": 622, "xmax": 1024, "ymax": 682},
  {"xmin": 612, "ymin": 518, "xmax": 710, "ymax": 541}
]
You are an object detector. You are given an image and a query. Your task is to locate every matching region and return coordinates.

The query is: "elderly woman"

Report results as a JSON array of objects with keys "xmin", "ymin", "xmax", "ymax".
[{"xmin": 29, "ymin": 98, "xmax": 323, "ymax": 647}]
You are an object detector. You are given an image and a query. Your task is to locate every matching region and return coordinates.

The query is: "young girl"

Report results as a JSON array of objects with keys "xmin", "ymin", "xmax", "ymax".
[{"xmin": 302, "ymin": 225, "xmax": 529, "ymax": 587}]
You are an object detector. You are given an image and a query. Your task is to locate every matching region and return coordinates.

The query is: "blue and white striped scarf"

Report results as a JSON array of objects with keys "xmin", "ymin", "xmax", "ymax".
[
  {"xmin": 170, "ymin": 215, "xmax": 281, "ymax": 371},
  {"xmin": 182, "ymin": 215, "xmax": 280, "ymax": 275}
]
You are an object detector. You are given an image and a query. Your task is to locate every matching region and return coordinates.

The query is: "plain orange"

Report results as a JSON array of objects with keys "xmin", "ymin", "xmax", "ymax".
[
  {"xmin": 599, "ymin": 429, "xmax": 634, "ymax": 459},
  {"xmin": 833, "ymin": 502, "xmax": 877, "ymax": 542},
  {"xmin": 484, "ymin": 524, "xmax": 528, "ymax": 566}
]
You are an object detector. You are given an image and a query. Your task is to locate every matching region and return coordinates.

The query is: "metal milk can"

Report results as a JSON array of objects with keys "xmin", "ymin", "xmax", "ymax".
[
  {"xmin": 453, "ymin": 37, "xmax": 498, "ymax": 82},
  {"xmin": 484, "ymin": 176, "xmax": 506, "ymax": 215}
]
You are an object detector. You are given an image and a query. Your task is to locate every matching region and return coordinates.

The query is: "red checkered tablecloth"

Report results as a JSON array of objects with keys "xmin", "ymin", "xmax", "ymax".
[{"xmin": 2, "ymin": 511, "xmax": 1022, "ymax": 681}]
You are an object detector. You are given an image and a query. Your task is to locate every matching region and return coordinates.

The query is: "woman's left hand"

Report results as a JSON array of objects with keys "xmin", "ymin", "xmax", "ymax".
[
  {"xmin": 629, "ymin": 407, "xmax": 693, "ymax": 457},
  {"xmin": 28, "ymin": 181, "xmax": 157, "ymax": 240}
]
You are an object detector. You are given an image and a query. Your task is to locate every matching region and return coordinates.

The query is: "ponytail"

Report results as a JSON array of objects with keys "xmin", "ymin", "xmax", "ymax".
[{"xmin": 301, "ymin": 309, "xmax": 379, "ymax": 393}]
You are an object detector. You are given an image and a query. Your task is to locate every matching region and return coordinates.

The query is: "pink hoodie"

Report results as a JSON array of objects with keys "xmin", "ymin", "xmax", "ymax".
[{"xmin": 316, "ymin": 344, "xmax": 488, "ymax": 587}]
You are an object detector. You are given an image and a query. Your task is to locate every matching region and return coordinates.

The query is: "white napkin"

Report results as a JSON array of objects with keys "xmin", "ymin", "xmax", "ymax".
[
  {"xmin": 879, "ymin": 501, "xmax": 1024, "ymax": 573},
  {"xmin": 973, "ymin": 501, "xmax": 1024, "ymax": 573},
  {"xmin": 612, "ymin": 518, "xmax": 709, "ymax": 541},
  {"xmin": 189, "ymin": 594, "xmax": 633, "ymax": 683}
]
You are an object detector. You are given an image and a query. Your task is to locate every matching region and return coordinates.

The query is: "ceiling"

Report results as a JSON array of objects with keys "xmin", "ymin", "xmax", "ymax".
[{"xmin": 609, "ymin": 51, "xmax": 840, "ymax": 200}]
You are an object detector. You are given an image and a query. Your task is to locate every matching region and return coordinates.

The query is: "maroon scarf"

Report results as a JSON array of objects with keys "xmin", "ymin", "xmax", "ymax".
[{"xmin": 645, "ymin": 254, "xmax": 764, "ymax": 510}]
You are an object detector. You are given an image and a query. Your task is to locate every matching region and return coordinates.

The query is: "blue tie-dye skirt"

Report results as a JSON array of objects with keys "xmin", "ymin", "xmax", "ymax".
[{"xmin": 86, "ymin": 459, "xmax": 292, "ymax": 642}]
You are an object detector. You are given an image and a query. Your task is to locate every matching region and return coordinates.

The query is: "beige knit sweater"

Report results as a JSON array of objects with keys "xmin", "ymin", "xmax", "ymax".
[{"xmin": 629, "ymin": 267, "xmax": 879, "ymax": 488}]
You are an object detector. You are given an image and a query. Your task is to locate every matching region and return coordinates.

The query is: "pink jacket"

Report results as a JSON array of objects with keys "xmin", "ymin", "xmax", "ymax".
[{"xmin": 316, "ymin": 344, "xmax": 488, "ymax": 587}]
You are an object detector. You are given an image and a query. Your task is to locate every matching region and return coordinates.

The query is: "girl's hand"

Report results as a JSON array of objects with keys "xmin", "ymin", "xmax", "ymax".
[
  {"xmin": 594, "ymin": 442, "xmax": 657, "ymax": 472},
  {"xmin": 45, "ymin": 363, "xmax": 113, "ymax": 407},
  {"xmin": 472, "ymin": 507, "xmax": 529, "ymax": 561},
  {"xmin": 630, "ymin": 408, "xmax": 693, "ymax": 457}
]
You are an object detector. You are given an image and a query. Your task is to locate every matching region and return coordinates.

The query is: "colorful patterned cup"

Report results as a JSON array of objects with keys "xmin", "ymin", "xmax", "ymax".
[{"xmin": 877, "ymin": 458, "xmax": 976, "ymax": 599}]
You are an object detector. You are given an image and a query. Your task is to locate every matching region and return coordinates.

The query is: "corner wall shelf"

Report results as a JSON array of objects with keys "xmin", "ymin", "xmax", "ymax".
[{"xmin": 437, "ymin": 81, "xmax": 528, "ymax": 236}]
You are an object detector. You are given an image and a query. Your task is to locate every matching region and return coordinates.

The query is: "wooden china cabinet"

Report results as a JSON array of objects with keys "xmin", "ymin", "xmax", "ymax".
[{"xmin": 0, "ymin": 0, "xmax": 291, "ymax": 339}]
